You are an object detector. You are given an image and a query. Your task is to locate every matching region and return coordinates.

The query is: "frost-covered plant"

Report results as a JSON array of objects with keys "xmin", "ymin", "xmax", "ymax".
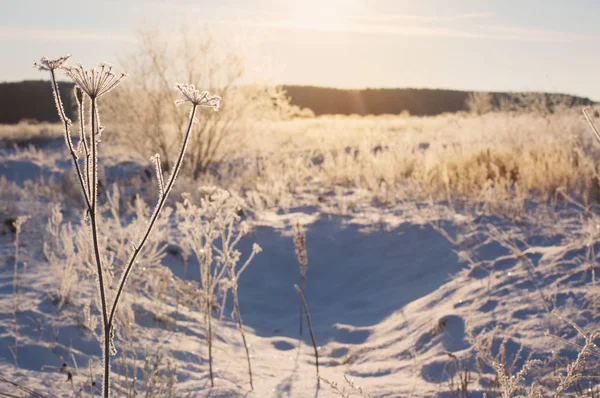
[
  {"xmin": 548, "ymin": 312, "xmax": 600, "ymax": 397},
  {"xmin": 319, "ymin": 375, "xmax": 372, "ymax": 398},
  {"xmin": 43, "ymin": 204, "xmax": 78, "ymax": 308},
  {"xmin": 442, "ymin": 352, "xmax": 471, "ymax": 398},
  {"xmin": 11, "ymin": 215, "xmax": 29, "ymax": 312},
  {"xmin": 491, "ymin": 359, "xmax": 542, "ymax": 398},
  {"xmin": 293, "ymin": 221, "xmax": 308, "ymax": 336},
  {"xmin": 114, "ymin": 344, "xmax": 178, "ymax": 398},
  {"xmin": 295, "ymin": 284, "xmax": 319, "ymax": 381},
  {"xmin": 177, "ymin": 186, "xmax": 260, "ymax": 389},
  {"xmin": 290, "ymin": 221, "xmax": 319, "ymax": 381},
  {"xmin": 42, "ymin": 185, "xmax": 174, "ymax": 355},
  {"xmin": 35, "ymin": 55, "xmax": 220, "ymax": 398},
  {"xmin": 10, "ymin": 215, "xmax": 29, "ymax": 366},
  {"xmin": 82, "ymin": 299, "xmax": 98, "ymax": 335}
]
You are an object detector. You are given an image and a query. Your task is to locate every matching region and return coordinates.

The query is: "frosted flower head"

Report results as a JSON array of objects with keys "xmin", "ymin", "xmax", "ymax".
[
  {"xmin": 64, "ymin": 63, "xmax": 127, "ymax": 99},
  {"xmin": 175, "ymin": 84, "xmax": 221, "ymax": 110},
  {"xmin": 198, "ymin": 186, "xmax": 230, "ymax": 202},
  {"xmin": 252, "ymin": 243, "xmax": 262, "ymax": 254},
  {"xmin": 34, "ymin": 55, "xmax": 71, "ymax": 71}
]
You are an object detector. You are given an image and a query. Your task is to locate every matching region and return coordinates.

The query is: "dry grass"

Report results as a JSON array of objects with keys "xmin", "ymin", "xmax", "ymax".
[
  {"xmin": 4, "ymin": 106, "xmax": 597, "ymax": 213},
  {"xmin": 0, "ymin": 121, "xmax": 62, "ymax": 142},
  {"xmin": 204, "ymin": 109, "xmax": 600, "ymax": 211}
]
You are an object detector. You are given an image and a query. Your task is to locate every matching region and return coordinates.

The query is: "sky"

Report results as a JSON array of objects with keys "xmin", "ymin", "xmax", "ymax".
[{"xmin": 2, "ymin": 0, "xmax": 600, "ymax": 100}]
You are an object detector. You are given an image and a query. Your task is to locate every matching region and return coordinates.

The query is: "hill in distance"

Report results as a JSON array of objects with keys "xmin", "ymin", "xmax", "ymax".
[{"xmin": 0, "ymin": 80, "xmax": 595, "ymax": 124}]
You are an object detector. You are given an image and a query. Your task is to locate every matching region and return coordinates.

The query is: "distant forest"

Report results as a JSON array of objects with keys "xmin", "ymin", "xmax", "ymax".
[
  {"xmin": 282, "ymin": 85, "xmax": 596, "ymax": 116},
  {"xmin": 283, "ymin": 86, "xmax": 471, "ymax": 116},
  {"xmin": 0, "ymin": 80, "xmax": 76, "ymax": 123},
  {"xmin": 0, "ymin": 80, "xmax": 595, "ymax": 124}
]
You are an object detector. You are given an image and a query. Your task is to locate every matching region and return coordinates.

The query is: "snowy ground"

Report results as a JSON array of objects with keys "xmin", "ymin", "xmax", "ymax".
[{"xmin": 0, "ymin": 135, "xmax": 599, "ymax": 397}]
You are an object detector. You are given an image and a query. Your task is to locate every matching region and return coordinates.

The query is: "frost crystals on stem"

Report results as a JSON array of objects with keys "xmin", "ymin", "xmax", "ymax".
[{"xmin": 151, "ymin": 154, "xmax": 166, "ymax": 198}]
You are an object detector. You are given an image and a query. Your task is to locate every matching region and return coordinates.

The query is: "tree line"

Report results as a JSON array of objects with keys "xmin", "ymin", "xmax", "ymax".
[
  {"xmin": 0, "ymin": 80, "xmax": 76, "ymax": 123},
  {"xmin": 282, "ymin": 85, "xmax": 595, "ymax": 116},
  {"xmin": 0, "ymin": 80, "xmax": 595, "ymax": 124}
]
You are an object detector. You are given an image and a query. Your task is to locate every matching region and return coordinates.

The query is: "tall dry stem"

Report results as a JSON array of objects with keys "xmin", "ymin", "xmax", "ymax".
[
  {"xmin": 295, "ymin": 284, "xmax": 319, "ymax": 382},
  {"xmin": 293, "ymin": 222, "xmax": 308, "ymax": 336}
]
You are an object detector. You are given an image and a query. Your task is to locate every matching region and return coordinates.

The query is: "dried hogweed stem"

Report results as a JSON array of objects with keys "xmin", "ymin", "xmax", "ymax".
[
  {"xmin": 107, "ymin": 83, "xmax": 221, "ymax": 335},
  {"xmin": 35, "ymin": 55, "xmax": 114, "ymax": 397},
  {"xmin": 33, "ymin": 55, "xmax": 91, "ymax": 207},
  {"xmin": 74, "ymin": 86, "xmax": 92, "ymax": 197}
]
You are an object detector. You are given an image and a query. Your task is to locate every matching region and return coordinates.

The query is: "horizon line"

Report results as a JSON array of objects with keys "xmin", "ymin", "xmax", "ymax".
[{"xmin": 1, "ymin": 78, "xmax": 596, "ymax": 102}]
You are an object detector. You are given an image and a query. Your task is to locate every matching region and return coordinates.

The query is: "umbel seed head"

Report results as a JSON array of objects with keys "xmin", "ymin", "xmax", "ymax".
[
  {"xmin": 34, "ymin": 55, "xmax": 71, "ymax": 71},
  {"xmin": 175, "ymin": 83, "xmax": 221, "ymax": 110},
  {"xmin": 64, "ymin": 63, "xmax": 127, "ymax": 100}
]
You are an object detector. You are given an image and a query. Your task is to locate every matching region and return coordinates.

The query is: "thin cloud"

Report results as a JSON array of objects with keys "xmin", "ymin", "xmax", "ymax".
[
  {"xmin": 176, "ymin": 6, "xmax": 597, "ymax": 43},
  {"xmin": 0, "ymin": 27, "xmax": 134, "ymax": 42},
  {"xmin": 350, "ymin": 12, "xmax": 495, "ymax": 24},
  {"xmin": 477, "ymin": 25, "xmax": 600, "ymax": 42},
  {"xmin": 213, "ymin": 16, "xmax": 600, "ymax": 43},
  {"xmin": 173, "ymin": 5, "xmax": 493, "ymax": 25},
  {"xmin": 237, "ymin": 19, "xmax": 483, "ymax": 39}
]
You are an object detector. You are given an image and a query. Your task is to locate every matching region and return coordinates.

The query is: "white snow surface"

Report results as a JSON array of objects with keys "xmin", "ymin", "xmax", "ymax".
[{"xmin": 0, "ymin": 138, "xmax": 598, "ymax": 397}]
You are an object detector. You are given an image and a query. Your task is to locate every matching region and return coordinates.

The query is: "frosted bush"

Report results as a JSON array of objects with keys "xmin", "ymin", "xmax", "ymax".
[
  {"xmin": 177, "ymin": 186, "xmax": 260, "ymax": 389},
  {"xmin": 43, "ymin": 204, "xmax": 79, "ymax": 308}
]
